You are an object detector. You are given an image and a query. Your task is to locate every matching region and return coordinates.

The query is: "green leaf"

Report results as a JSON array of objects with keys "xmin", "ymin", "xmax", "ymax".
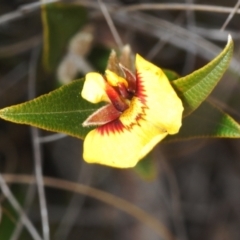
[
  {"xmin": 165, "ymin": 101, "xmax": 240, "ymax": 142},
  {"xmin": 42, "ymin": 3, "xmax": 87, "ymax": 71},
  {"xmin": 133, "ymin": 153, "xmax": 157, "ymax": 180},
  {"xmin": 0, "ymin": 79, "xmax": 102, "ymax": 139},
  {"xmin": 172, "ymin": 35, "xmax": 233, "ymax": 117},
  {"xmin": 162, "ymin": 68, "xmax": 180, "ymax": 81}
]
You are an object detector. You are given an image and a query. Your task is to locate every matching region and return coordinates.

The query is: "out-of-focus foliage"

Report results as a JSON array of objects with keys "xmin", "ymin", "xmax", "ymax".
[{"xmin": 42, "ymin": 3, "xmax": 87, "ymax": 71}]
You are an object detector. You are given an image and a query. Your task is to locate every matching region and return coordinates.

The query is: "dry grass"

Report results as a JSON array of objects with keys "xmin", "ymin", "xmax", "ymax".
[{"xmin": 1, "ymin": 0, "xmax": 240, "ymax": 240}]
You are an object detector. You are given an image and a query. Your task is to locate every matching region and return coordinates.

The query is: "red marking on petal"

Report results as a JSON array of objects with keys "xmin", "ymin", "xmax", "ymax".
[
  {"xmin": 124, "ymin": 105, "xmax": 148, "ymax": 131},
  {"xmin": 83, "ymin": 104, "xmax": 121, "ymax": 127},
  {"xmin": 97, "ymin": 119, "xmax": 126, "ymax": 135},
  {"xmin": 135, "ymin": 72, "xmax": 147, "ymax": 104}
]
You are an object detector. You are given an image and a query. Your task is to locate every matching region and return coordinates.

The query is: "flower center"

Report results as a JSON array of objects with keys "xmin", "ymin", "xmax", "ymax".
[{"xmin": 104, "ymin": 67, "xmax": 136, "ymax": 112}]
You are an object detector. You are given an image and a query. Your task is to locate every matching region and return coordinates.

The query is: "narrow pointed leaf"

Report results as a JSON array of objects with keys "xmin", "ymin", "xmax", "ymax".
[
  {"xmin": 172, "ymin": 35, "xmax": 233, "ymax": 116},
  {"xmin": 0, "ymin": 79, "xmax": 103, "ymax": 139},
  {"xmin": 42, "ymin": 3, "xmax": 87, "ymax": 71},
  {"xmin": 165, "ymin": 101, "xmax": 240, "ymax": 142}
]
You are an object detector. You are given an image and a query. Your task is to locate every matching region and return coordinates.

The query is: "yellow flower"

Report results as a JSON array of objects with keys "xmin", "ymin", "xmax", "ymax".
[{"xmin": 81, "ymin": 54, "xmax": 183, "ymax": 168}]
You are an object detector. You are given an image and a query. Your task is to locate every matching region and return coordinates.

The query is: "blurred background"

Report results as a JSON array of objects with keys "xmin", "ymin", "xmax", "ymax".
[{"xmin": 1, "ymin": 0, "xmax": 240, "ymax": 240}]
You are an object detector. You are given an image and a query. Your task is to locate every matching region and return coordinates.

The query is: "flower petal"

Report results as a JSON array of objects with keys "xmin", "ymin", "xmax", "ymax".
[
  {"xmin": 83, "ymin": 119, "xmax": 168, "ymax": 168},
  {"xmin": 105, "ymin": 70, "xmax": 128, "ymax": 87},
  {"xmin": 81, "ymin": 73, "xmax": 109, "ymax": 103},
  {"xmin": 135, "ymin": 54, "xmax": 183, "ymax": 134}
]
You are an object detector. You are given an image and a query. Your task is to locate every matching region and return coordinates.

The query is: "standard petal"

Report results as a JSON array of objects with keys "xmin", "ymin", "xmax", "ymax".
[
  {"xmin": 81, "ymin": 72, "xmax": 109, "ymax": 103},
  {"xmin": 135, "ymin": 54, "xmax": 184, "ymax": 134},
  {"xmin": 83, "ymin": 118, "xmax": 167, "ymax": 168}
]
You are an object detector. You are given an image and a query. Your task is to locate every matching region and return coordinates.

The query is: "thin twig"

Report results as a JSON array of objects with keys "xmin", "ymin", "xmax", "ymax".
[
  {"xmin": 0, "ymin": 0, "xmax": 57, "ymax": 25},
  {"xmin": 0, "ymin": 174, "xmax": 42, "ymax": 240},
  {"xmin": 118, "ymin": 3, "xmax": 240, "ymax": 14},
  {"xmin": 146, "ymin": 13, "xmax": 185, "ymax": 60},
  {"xmin": 97, "ymin": 0, "xmax": 123, "ymax": 49},
  {"xmin": 38, "ymin": 133, "xmax": 67, "ymax": 144},
  {"xmin": 8, "ymin": 53, "xmax": 39, "ymax": 240},
  {"xmin": 157, "ymin": 151, "xmax": 188, "ymax": 240},
  {"xmin": 2, "ymin": 2, "xmax": 240, "ymax": 26},
  {"xmin": 0, "ymin": 35, "xmax": 42, "ymax": 58},
  {"xmin": 10, "ymin": 185, "xmax": 37, "ymax": 240},
  {"xmin": 20, "ymin": 0, "xmax": 59, "ymax": 12},
  {"xmin": 220, "ymin": 0, "xmax": 240, "ymax": 31},
  {"xmin": 113, "ymin": 11, "xmax": 239, "ymax": 73},
  {"xmin": 208, "ymin": 97, "xmax": 240, "ymax": 120},
  {"xmin": 28, "ymin": 46, "xmax": 50, "ymax": 240},
  {"xmin": 188, "ymin": 26, "xmax": 240, "ymax": 40},
  {"xmin": 182, "ymin": 0, "xmax": 196, "ymax": 75},
  {"xmin": 53, "ymin": 163, "xmax": 93, "ymax": 240},
  {"xmin": 3, "ymin": 174, "xmax": 176, "ymax": 240}
]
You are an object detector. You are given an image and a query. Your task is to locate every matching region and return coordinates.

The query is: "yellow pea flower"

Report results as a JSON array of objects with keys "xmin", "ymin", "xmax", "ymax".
[{"xmin": 81, "ymin": 54, "xmax": 183, "ymax": 168}]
